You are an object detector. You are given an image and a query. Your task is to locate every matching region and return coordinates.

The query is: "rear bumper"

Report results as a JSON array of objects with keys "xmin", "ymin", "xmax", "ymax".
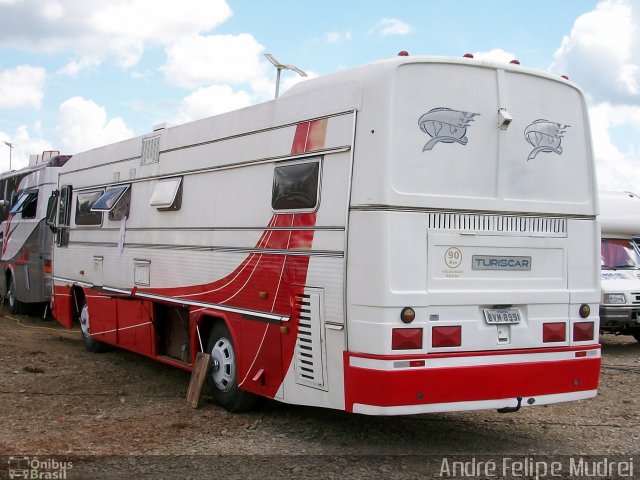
[{"xmin": 343, "ymin": 346, "xmax": 601, "ymax": 415}]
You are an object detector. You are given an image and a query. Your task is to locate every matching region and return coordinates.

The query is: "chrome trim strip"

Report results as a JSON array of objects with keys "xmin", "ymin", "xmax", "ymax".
[
  {"xmin": 68, "ymin": 225, "xmax": 346, "ymax": 233},
  {"xmin": 69, "ymin": 145, "xmax": 351, "ymax": 191},
  {"xmin": 128, "ymin": 290, "xmax": 289, "ymax": 323},
  {"xmin": 65, "ymin": 242, "xmax": 344, "ymax": 257},
  {"xmin": 350, "ymin": 205, "xmax": 596, "ymax": 220},
  {"xmin": 53, "ymin": 277, "xmax": 289, "ymax": 323}
]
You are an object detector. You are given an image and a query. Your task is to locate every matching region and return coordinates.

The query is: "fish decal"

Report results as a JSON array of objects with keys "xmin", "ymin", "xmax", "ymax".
[
  {"xmin": 524, "ymin": 119, "xmax": 569, "ymax": 161},
  {"xmin": 418, "ymin": 107, "xmax": 480, "ymax": 151}
]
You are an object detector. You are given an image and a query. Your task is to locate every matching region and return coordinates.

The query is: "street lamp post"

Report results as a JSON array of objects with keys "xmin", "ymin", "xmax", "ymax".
[
  {"xmin": 3, "ymin": 141, "xmax": 13, "ymax": 171},
  {"xmin": 264, "ymin": 53, "xmax": 307, "ymax": 98}
]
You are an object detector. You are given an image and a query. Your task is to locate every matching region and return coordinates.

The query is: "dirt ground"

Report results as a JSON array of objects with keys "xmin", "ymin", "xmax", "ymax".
[{"xmin": 0, "ymin": 308, "xmax": 638, "ymax": 479}]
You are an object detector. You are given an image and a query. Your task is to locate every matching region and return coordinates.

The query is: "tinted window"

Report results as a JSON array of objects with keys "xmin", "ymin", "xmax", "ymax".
[
  {"xmin": 75, "ymin": 191, "xmax": 103, "ymax": 226},
  {"xmin": 10, "ymin": 191, "xmax": 38, "ymax": 218},
  {"xmin": 272, "ymin": 161, "xmax": 320, "ymax": 211},
  {"xmin": 92, "ymin": 185, "xmax": 129, "ymax": 211}
]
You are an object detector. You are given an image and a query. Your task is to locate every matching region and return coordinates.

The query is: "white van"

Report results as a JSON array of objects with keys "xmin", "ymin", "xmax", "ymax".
[{"xmin": 599, "ymin": 190, "xmax": 640, "ymax": 342}]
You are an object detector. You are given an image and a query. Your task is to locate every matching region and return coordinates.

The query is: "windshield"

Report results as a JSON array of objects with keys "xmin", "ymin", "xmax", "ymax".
[{"xmin": 601, "ymin": 238, "xmax": 640, "ymax": 269}]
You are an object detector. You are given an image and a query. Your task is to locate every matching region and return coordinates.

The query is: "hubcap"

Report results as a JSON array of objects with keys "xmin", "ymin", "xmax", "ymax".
[
  {"xmin": 8, "ymin": 282, "xmax": 15, "ymax": 308},
  {"xmin": 210, "ymin": 337, "xmax": 235, "ymax": 392},
  {"xmin": 79, "ymin": 303, "xmax": 90, "ymax": 337}
]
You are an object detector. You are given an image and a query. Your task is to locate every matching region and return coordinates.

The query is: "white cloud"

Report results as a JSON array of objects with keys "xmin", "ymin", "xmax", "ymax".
[
  {"xmin": 550, "ymin": 0, "xmax": 640, "ymax": 192},
  {"xmin": 162, "ymin": 34, "xmax": 265, "ymax": 88},
  {"xmin": 370, "ymin": 18, "xmax": 412, "ymax": 37},
  {"xmin": 41, "ymin": 2, "xmax": 64, "ymax": 21},
  {"xmin": 0, "ymin": 65, "xmax": 46, "ymax": 109},
  {"xmin": 0, "ymin": 125, "xmax": 55, "ymax": 172},
  {"xmin": 552, "ymin": 0, "xmax": 640, "ymax": 104},
  {"xmin": 0, "ymin": 0, "xmax": 233, "ymax": 71},
  {"xmin": 325, "ymin": 30, "xmax": 352, "ymax": 44},
  {"xmin": 172, "ymin": 85, "xmax": 252, "ymax": 124},
  {"xmin": 472, "ymin": 48, "xmax": 518, "ymax": 64},
  {"xmin": 589, "ymin": 102, "xmax": 640, "ymax": 191},
  {"xmin": 57, "ymin": 97, "xmax": 133, "ymax": 153}
]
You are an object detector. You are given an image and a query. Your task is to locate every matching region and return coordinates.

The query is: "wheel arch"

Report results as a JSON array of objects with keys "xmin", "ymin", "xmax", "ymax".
[
  {"xmin": 195, "ymin": 312, "xmax": 232, "ymax": 356},
  {"xmin": 70, "ymin": 285, "xmax": 87, "ymax": 324},
  {"xmin": 4, "ymin": 265, "xmax": 15, "ymax": 295}
]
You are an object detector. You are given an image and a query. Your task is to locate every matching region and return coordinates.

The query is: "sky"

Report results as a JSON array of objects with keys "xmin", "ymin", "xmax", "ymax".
[{"xmin": 0, "ymin": 0, "xmax": 639, "ymax": 191}]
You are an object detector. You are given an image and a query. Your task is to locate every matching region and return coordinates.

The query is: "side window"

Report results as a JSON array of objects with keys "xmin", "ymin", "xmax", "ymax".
[
  {"xmin": 58, "ymin": 185, "xmax": 72, "ymax": 226},
  {"xmin": 56, "ymin": 185, "xmax": 72, "ymax": 247},
  {"xmin": 271, "ymin": 160, "xmax": 321, "ymax": 211},
  {"xmin": 91, "ymin": 185, "xmax": 130, "ymax": 221},
  {"xmin": 75, "ymin": 191, "xmax": 103, "ymax": 226},
  {"xmin": 10, "ymin": 191, "xmax": 38, "ymax": 219}
]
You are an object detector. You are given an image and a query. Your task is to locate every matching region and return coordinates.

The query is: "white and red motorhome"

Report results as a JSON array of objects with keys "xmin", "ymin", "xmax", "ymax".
[
  {"xmin": 0, "ymin": 152, "xmax": 70, "ymax": 314},
  {"xmin": 48, "ymin": 54, "xmax": 601, "ymax": 415}
]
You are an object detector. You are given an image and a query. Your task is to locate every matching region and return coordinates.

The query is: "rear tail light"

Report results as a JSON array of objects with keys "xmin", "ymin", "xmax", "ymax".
[
  {"xmin": 392, "ymin": 328, "xmax": 423, "ymax": 350},
  {"xmin": 543, "ymin": 322, "xmax": 566, "ymax": 343},
  {"xmin": 579, "ymin": 304, "xmax": 591, "ymax": 318},
  {"xmin": 573, "ymin": 322, "xmax": 594, "ymax": 342},
  {"xmin": 432, "ymin": 326, "xmax": 461, "ymax": 348},
  {"xmin": 400, "ymin": 307, "xmax": 416, "ymax": 323},
  {"xmin": 44, "ymin": 259, "xmax": 52, "ymax": 274}
]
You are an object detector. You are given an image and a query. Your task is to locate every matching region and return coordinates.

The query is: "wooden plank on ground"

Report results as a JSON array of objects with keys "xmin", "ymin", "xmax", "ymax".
[{"xmin": 186, "ymin": 352, "xmax": 211, "ymax": 408}]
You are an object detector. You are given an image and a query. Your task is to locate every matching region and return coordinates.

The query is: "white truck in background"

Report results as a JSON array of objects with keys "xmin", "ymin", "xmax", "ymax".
[{"xmin": 599, "ymin": 190, "xmax": 640, "ymax": 342}]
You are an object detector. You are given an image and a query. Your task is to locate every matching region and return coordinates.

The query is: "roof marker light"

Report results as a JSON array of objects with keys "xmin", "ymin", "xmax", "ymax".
[
  {"xmin": 398, "ymin": 50, "xmax": 409, "ymax": 56},
  {"xmin": 463, "ymin": 53, "xmax": 474, "ymax": 58},
  {"xmin": 561, "ymin": 75, "xmax": 570, "ymax": 80},
  {"xmin": 510, "ymin": 59, "xmax": 520, "ymax": 65}
]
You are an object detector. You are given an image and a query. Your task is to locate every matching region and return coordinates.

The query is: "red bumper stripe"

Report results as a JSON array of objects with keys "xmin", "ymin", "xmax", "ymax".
[{"xmin": 344, "ymin": 352, "xmax": 601, "ymax": 411}]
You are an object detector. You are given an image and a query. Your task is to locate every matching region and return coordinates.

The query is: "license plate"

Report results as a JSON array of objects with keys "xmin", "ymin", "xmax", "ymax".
[{"xmin": 483, "ymin": 308, "xmax": 521, "ymax": 324}]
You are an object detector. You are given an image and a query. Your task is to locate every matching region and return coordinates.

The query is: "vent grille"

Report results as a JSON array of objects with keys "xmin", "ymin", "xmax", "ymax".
[
  {"xmin": 632, "ymin": 293, "xmax": 640, "ymax": 304},
  {"xmin": 141, "ymin": 135, "xmax": 160, "ymax": 166},
  {"xmin": 427, "ymin": 213, "xmax": 567, "ymax": 236},
  {"xmin": 294, "ymin": 290, "xmax": 326, "ymax": 389}
]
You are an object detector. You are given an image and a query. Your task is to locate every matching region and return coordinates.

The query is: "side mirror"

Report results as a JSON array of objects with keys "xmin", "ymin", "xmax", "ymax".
[{"xmin": 46, "ymin": 194, "xmax": 58, "ymax": 232}]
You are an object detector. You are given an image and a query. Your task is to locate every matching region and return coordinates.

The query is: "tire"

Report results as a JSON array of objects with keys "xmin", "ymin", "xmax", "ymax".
[
  {"xmin": 206, "ymin": 322, "xmax": 258, "ymax": 413},
  {"xmin": 631, "ymin": 329, "xmax": 640, "ymax": 343},
  {"xmin": 78, "ymin": 297, "xmax": 109, "ymax": 353},
  {"xmin": 7, "ymin": 274, "xmax": 24, "ymax": 315}
]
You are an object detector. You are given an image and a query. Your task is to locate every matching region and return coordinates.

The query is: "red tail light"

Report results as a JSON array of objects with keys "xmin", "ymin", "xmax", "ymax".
[
  {"xmin": 391, "ymin": 328, "xmax": 423, "ymax": 350},
  {"xmin": 573, "ymin": 322, "xmax": 594, "ymax": 342},
  {"xmin": 543, "ymin": 322, "xmax": 566, "ymax": 343},
  {"xmin": 432, "ymin": 326, "xmax": 461, "ymax": 348},
  {"xmin": 44, "ymin": 259, "xmax": 52, "ymax": 274}
]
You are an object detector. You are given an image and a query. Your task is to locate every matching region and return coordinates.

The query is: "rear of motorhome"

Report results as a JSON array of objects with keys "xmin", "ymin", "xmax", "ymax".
[
  {"xmin": 0, "ymin": 152, "xmax": 70, "ymax": 313},
  {"xmin": 48, "ymin": 55, "xmax": 601, "ymax": 415},
  {"xmin": 599, "ymin": 191, "xmax": 640, "ymax": 342}
]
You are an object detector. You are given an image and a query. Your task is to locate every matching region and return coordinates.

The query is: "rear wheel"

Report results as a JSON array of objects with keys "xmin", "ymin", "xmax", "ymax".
[
  {"xmin": 631, "ymin": 329, "xmax": 640, "ymax": 343},
  {"xmin": 78, "ymin": 297, "xmax": 108, "ymax": 353},
  {"xmin": 7, "ymin": 274, "xmax": 24, "ymax": 315},
  {"xmin": 206, "ymin": 322, "xmax": 258, "ymax": 412}
]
